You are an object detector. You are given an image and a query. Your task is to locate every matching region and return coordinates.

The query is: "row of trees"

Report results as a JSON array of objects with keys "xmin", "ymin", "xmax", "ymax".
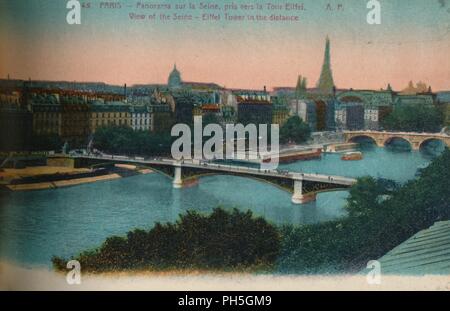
[
  {"xmin": 53, "ymin": 208, "xmax": 281, "ymax": 272},
  {"xmin": 93, "ymin": 126, "xmax": 173, "ymax": 156},
  {"xmin": 381, "ymin": 104, "xmax": 444, "ymax": 133},
  {"xmin": 93, "ymin": 114, "xmax": 313, "ymax": 157}
]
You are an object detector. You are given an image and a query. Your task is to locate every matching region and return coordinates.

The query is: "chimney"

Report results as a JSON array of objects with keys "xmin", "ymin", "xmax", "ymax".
[{"xmin": 124, "ymin": 83, "xmax": 127, "ymax": 102}]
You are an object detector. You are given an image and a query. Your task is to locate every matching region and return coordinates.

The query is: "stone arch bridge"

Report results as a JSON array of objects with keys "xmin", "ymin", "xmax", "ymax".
[
  {"xmin": 343, "ymin": 131, "xmax": 450, "ymax": 150},
  {"xmin": 72, "ymin": 155, "xmax": 357, "ymax": 205}
]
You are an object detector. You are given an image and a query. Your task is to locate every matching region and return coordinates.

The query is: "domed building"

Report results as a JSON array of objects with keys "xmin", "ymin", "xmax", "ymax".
[{"xmin": 168, "ymin": 64, "xmax": 182, "ymax": 89}]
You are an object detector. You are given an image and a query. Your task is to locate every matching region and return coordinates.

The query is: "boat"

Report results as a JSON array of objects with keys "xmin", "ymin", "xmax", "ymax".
[
  {"xmin": 262, "ymin": 149, "xmax": 322, "ymax": 164},
  {"xmin": 341, "ymin": 151, "xmax": 363, "ymax": 161}
]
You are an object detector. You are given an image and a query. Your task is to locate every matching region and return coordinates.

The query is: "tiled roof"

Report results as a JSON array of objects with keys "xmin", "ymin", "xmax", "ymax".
[
  {"xmin": 183, "ymin": 82, "xmax": 222, "ymax": 89},
  {"xmin": 202, "ymin": 104, "xmax": 220, "ymax": 111},
  {"xmin": 370, "ymin": 220, "xmax": 450, "ymax": 275}
]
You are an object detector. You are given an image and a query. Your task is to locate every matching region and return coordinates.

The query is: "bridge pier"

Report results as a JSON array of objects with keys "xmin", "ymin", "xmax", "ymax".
[
  {"xmin": 173, "ymin": 165, "xmax": 183, "ymax": 189},
  {"xmin": 291, "ymin": 180, "xmax": 317, "ymax": 204}
]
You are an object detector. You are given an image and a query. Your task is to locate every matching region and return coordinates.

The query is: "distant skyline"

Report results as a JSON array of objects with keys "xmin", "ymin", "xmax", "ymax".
[{"xmin": 1, "ymin": 0, "xmax": 449, "ymax": 91}]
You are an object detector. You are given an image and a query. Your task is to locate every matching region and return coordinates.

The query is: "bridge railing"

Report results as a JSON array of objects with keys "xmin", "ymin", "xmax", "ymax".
[
  {"xmin": 344, "ymin": 130, "xmax": 449, "ymax": 137},
  {"xmin": 75, "ymin": 154, "xmax": 356, "ymax": 186}
]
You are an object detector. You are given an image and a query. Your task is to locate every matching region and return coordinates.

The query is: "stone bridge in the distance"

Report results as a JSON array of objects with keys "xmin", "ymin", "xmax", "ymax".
[
  {"xmin": 343, "ymin": 131, "xmax": 450, "ymax": 150},
  {"xmin": 72, "ymin": 155, "xmax": 357, "ymax": 205}
]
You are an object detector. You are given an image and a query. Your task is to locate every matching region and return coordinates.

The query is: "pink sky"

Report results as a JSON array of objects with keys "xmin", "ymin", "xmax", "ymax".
[
  {"xmin": 2, "ymin": 34, "xmax": 449, "ymax": 92},
  {"xmin": 1, "ymin": 0, "xmax": 449, "ymax": 91}
]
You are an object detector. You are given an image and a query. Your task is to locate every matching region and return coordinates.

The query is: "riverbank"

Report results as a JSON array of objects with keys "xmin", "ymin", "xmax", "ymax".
[
  {"xmin": 5, "ymin": 173, "xmax": 122, "ymax": 191},
  {"xmin": 0, "ymin": 261, "xmax": 448, "ymax": 291},
  {"xmin": 0, "ymin": 164, "xmax": 153, "ymax": 192}
]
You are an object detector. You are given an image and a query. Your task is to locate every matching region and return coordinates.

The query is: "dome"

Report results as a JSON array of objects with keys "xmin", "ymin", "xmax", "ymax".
[{"xmin": 168, "ymin": 64, "xmax": 182, "ymax": 88}]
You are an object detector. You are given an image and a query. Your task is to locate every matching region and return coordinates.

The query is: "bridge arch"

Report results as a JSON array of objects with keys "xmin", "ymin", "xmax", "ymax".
[
  {"xmin": 140, "ymin": 164, "xmax": 174, "ymax": 180},
  {"xmin": 186, "ymin": 171, "xmax": 294, "ymax": 194},
  {"xmin": 348, "ymin": 135, "xmax": 378, "ymax": 146},
  {"xmin": 384, "ymin": 136, "xmax": 413, "ymax": 150},
  {"xmin": 418, "ymin": 138, "xmax": 447, "ymax": 152}
]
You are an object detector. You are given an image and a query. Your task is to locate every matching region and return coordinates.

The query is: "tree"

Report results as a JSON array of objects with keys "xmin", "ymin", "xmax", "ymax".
[
  {"xmin": 53, "ymin": 208, "xmax": 281, "ymax": 272},
  {"xmin": 381, "ymin": 104, "xmax": 444, "ymax": 132},
  {"xmin": 279, "ymin": 116, "xmax": 311, "ymax": 144},
  {"xmin": 93, "ymin": 125, "xmax": 173, "ymax": 156},
  {"xmin": 295, "ymin": 75, "xmax": 307, "ymax": 99},
  {"xmin": 345, "ymin": 177, "xmax": 397, "ymax": 217}
]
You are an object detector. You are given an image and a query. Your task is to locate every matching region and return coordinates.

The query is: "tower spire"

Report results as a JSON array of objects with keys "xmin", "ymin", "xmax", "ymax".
[{"xmin": 317, "ymin": 36, "xmax": 335, "ymax": 95}]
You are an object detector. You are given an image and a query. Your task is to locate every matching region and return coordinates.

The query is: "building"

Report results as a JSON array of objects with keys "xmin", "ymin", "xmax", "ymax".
[
  {"xmin": 325, "ymin": 99, "xmax": 337, "ymax": 131},
  {"xmin": 362, "ymin": 104, "xmax": 392, "ymax": 130},
  {"xmin": 289, "ymin": 99, "xmax": 317, "ymax": 131},
  {"xmin": 173, "ymin": 92, "xmax": 195, "ymax": 125},
  {"xmin": 335, "ymin": 94, "xmax": 368, "ymax": 130},
  {"xmin": 168, "ymin": 64, "xmax": 182, "ymax": 89},
  {"xmin": 337, "ymin": 89, "xmax": 394, "ymax": 110},
  {"xmin": 364, "ymin": 107, "xmax": 379, "ymax": 130},
  {"xmin": 220, "ymin": 89, "xmax": 238, "ymax": 110},
  {"xmin": 0, "ymin": 104, "xmax": 32, "ymax": 151},
  {"xmin": 233, "ymin": 88, "xmax": 271, "ymax": 102},
  {"xmin": 201, "ymin": 104, "xmax": 221, "ymax": 117},
  {"xmin": 334, "ymin": 100, "xmax": 365, "ymax": 131},
  {"xmin": 129, "ymin": 105, "xmax": 151, "ymax": 131},
  {"xmin": 60, "ymin": 98, "xmax": 91, "ymax": 146},
  {"xmin": 335, "ymin": 87, "xmax": 439, "ymax": 130},
  {"xmin": 89, "ymin": 101, "xmax": 130, "ymax": 133},
  {"xmin": 237, "ymin": 97, "xmax": 272, "ymax": 127},
  {"xmin": 394, "ymin": 93, "xmax": 435, "ymax": 107},
  {"xmin": 148, "ymin": 88, "xmax": 175, "ymax": 133},
  {"xmin": 30, "ymin": 94, "xmax": 61, "ymax": 137},
  {"xmin": 0, "ymin": 91, "xmax": 21, "ymax": 107},
  {"xmin": 220, "ymin": 105, "xmax": 236, "ymax": 124},
  {"xmin": 334, "ymin": 107, "xmax": 346, "ymax": 130},
  {"xmin": 314, "ymin": 100, "xmax": 328, "ymax": 131},
  {"xmin": 272, "ymin": 98, "xmax": 290, "ymax": 126},
  {"xmin": 150, "ymin": 104, "xmax": 174, "ymax": 133},
  {"xmin": 346, "ymin": 104, "xmax": 365, "ymax": 130}
]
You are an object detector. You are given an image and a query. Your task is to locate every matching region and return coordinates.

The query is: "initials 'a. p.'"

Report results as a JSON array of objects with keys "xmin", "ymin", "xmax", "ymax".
[{"xmin": 66, "ymin": 0, "xmax": 81, "ymax": 25}]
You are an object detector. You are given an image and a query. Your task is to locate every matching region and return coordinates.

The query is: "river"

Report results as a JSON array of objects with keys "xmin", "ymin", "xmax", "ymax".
[{"xmin": 0, "ymin": 145, "xmax": 443, "ymax": 267}]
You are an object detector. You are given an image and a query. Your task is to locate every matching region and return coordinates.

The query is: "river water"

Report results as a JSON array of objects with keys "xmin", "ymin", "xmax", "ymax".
[{"xmin": 0, "ymin": 146, "xmax": 442, "ymax": 267}]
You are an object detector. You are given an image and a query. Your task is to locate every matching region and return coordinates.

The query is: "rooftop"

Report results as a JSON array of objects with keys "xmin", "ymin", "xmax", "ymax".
[{"xmin": 367, "ymin": 220, "xmax": 450, "ymax": 275}]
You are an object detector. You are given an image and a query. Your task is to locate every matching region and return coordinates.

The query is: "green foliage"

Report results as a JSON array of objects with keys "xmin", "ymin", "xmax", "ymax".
[
  {"xmin": 53, "ymin": 208, "xmax": 281, "ymax": 272},
  {"xmin": 93, "ymin": 125, "xmax": 173, "ymax": 156},
  {"xmin": 345, "ymin": 177, "xmax": 398, "ymax": 217},
  {"xmin": 295, "ymin": 75, "xmax": 307, "ymax": 99},
  {"xmin": 277, "ymin": 149, "xmax": 450, "ymax": 273},
  {"xmin": 279, "ymin": 116, "xmax": 311, "ymax": 144},
  {"xmin": 381, "ymin": 104, "xmax": 444, "ymax": 133}
]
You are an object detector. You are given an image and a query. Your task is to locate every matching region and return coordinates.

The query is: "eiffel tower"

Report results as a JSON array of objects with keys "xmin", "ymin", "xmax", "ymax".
[{"xmin": 317, "ymin": 36, "xmax": 335, "ymax": 95}]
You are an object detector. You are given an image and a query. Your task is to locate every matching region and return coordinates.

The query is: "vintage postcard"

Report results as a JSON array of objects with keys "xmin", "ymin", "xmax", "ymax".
[{"xmin": 0, "ymin": 0, "xmax": 449, "ymax": 295}]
